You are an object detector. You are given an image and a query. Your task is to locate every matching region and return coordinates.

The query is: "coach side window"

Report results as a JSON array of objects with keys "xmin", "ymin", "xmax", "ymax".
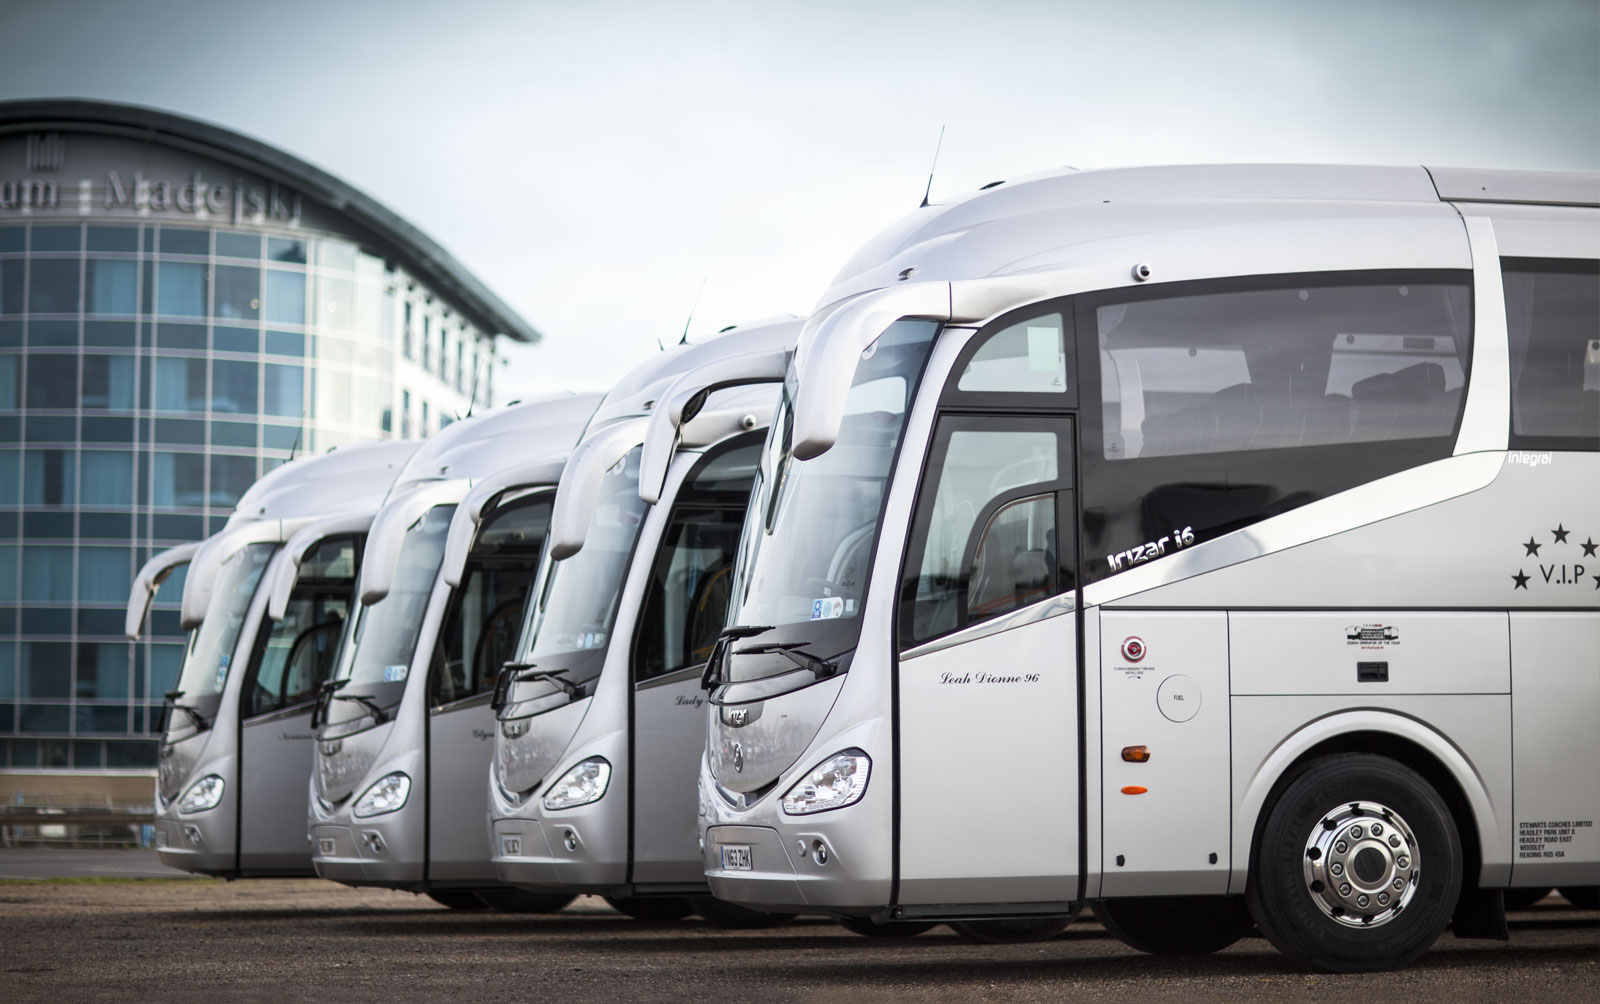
[
  {"xmin": 1082, "ymin": 271, "xmax": 1473, "ymax": 583},
  {"xmin": 1503, "ymin": 258, "xmax": 1600, "ymax": 450}
]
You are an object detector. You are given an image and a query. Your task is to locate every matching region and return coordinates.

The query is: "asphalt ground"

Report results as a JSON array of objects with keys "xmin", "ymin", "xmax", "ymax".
[{"xmin": 0, "ymin": 862, "xmax": 1593, "ymax": 1003}]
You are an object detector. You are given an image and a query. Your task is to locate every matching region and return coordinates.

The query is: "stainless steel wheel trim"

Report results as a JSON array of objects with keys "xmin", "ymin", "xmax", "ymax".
[{"xmin": 1301, "ymin": 800, "xmax": 1420, "ymax": 928}]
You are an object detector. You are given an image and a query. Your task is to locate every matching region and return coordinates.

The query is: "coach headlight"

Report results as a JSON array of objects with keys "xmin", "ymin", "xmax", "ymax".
[
  {"xmin": 353, "ymin": 772, "xmax": 411, "ymax": 818},
  {"xmin": 177, "ymin": 774, "xmax": 225, "ymax": 814},
  {"xmin": 542, "ymin": 758, "xmax": 611, "ymax": 811},
  {"xmin": 781, "ymin": 750, "xmax": 870, "ymax": 815}
]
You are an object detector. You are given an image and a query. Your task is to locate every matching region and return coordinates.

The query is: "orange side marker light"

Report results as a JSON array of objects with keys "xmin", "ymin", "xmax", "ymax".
[
  {"xmin": 1121, "ymin": 745, "xmax": 1151, "ymax": 763},
  {"xmin": 1121, "ymin": 786, "xmax": 1148, "ymax": 795}
]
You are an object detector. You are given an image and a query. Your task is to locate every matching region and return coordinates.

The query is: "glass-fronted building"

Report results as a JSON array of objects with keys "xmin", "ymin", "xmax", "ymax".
[{"xmin": 0, "ymin": 99, "xmax": 541, "ymax": 770}]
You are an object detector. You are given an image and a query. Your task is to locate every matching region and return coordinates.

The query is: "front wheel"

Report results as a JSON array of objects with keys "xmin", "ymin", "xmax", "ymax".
[
  {"xmin": 690, "ymin": 896, "xmax": 796, "ymax": 929},
  {"xmin": 603, "ymin": 895, "xmax": 695, "ymax": 921},
  {"xmin": 837, "ymin": 916, "xmax": 937, "ymax": 938},
  {"xmin": 1093, "ymin": 896, "xmax": 1252, "ymax": 955},
  {"xmin": 1247, "ymin": 753, "xmax": 1461, "ymax": 973},
  {"xmin": 474, "ymin": 888, "xmax": 575, "ymax": 914},
  {"xmin": 950, "ymin": 914, "xmax": 1075, "ymax": 943}
]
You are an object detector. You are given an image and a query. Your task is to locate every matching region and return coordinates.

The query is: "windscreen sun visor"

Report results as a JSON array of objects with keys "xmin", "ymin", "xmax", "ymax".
[
  {"xmin": 179, "ymin": 518, "xmax": 315, "ymax": 631},
  {"xmin": 125, "ymin": 541, "xmax": 203, "ymax": 641},
  {"xmin": 791, "ymin": 271, "xmax": 1093, "ymax": 460},
  {"xmin": 265, "ymin": 511, "xmax": 378, "ymax": 621},
  {"xmin": 638, "ymin": 346, "xmax": 792, "ymax": 505},
  {"xmin": 547, "ymin": 421, "xmax": 648, "ymax": 562},
  {"xmin": 357, "ymin": 479, "xmax": 469, "ymax": 607},
  {"xmin": 440, "ymin": 455, "xmax": 567, "ymax": 588}
]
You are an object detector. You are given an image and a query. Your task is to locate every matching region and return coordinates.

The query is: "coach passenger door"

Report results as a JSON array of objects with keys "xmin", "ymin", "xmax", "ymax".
[{"xmin": 895, "ymin": 309, "xmax": 1082, "ymax": 906}]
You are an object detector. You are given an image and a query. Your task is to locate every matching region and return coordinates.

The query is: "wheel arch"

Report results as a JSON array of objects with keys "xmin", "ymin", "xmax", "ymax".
[{"xmin": 1230, "ymin": 712, "xmax": 1500, "ymax": 894}]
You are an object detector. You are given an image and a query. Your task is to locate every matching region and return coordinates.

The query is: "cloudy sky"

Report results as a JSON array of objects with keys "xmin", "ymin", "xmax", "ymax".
[{"xmin": 3, "ymin": 0, "xmax": 1596, "ymax": 400}]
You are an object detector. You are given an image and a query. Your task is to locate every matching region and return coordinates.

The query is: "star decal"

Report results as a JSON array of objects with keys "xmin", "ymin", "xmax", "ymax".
[
  {"xmin": 1594, "ymin": 573, "xmax": 1600, "ymax": 591},
  {"xmin": 1523, "ymin": 537, "xmax": 1541, "ymax": 557},
  {"xmin": 1583, "ymin": 538, "xmax": 1598, "ymax": 558},
  {"xmin": 1552, "ymin": 524, "xmax": 1570, "ymax": 544},
  {"xmin": 1512, "ymin": 570, "xmax": 1530, "ymax": 590}
]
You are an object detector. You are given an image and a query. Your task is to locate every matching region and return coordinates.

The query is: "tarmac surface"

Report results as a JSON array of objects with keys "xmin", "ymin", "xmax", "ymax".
[{"xmin": 0, "ymin": 852, "xmax": 1594, "ymax": 1003}]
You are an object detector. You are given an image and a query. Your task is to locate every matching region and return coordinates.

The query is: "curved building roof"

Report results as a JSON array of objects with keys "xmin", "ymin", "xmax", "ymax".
[{"xmin": 0, "ymin": 97, "xmax": 540, "ymax": 343}]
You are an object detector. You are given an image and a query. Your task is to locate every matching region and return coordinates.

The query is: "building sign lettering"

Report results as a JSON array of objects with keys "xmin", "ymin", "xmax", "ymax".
[{"xmin": 1, "ymin": 167, "xmax": 301, "ymax": 226}]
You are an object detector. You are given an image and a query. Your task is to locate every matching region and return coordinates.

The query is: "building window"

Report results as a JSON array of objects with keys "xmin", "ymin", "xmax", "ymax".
[
  {"xmin": 24, "ymin": 450, "xmax": 75, "ymax": 505},
  {"xmin": 155, "ymin": 357, "xmax": 207, "ymax": 412},
  {"xmin": 79, "ymin": 451, "xmax": 133, "ymax": 506},
  {"xmin": 211, "ymin": 359, "xmax": 259, "ymax": 415},
  {"xmin": 25, "ymin": 354, "xmax": 78, "ymax": 409},
  {"xmin": 264, "ymin": 363, "xmax": 304, "ymax": 417},
  {"xmin": 28, "ymin": 259, "xmax": 81, "ymax": 314},
  {"xmin": 156, "ymin": 262, "xmax": 207, "ymax": 316},
  {"xmin": 81, "ymin": 355, "xmax": 135, "ymax": 410},
  {"xmin": 401, "ymin": 389, "xmax": 411, "ymax": 438},
  {"xmin": 264, "ymin": 269, "xmax": 305, "ymax": 325},
  {"xmin": 87, "ymin": 260, "xmax": 138, "ymax": 315}
]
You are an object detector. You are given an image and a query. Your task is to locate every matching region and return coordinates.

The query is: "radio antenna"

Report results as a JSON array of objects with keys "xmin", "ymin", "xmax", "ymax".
[
  {"xmin": 288, "ymin": 425, "xmax": 302, "ymax": 461},
  {"xmin": 464, "ymin": 348, "xmax": 482, "ymax": 419},
  {"xmin": 919, "ymin": 125, "xmax": 946, "ymax": 208},
  {"xmin": 679, "ymin": 275, "xmax": 708, "ymax": 346}
]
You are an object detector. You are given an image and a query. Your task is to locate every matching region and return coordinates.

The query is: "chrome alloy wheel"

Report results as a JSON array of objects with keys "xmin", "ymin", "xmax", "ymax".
[{"xmin": 1302, "ymin": 800, "xmax": 1420, "ymax": 928}]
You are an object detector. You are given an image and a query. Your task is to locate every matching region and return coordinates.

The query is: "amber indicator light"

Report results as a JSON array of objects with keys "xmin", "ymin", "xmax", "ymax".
[
  {"xmin": 1121, "ymin": 745, "xmax": 1151, "ymax": 763},
  {"xmin": 1120, "ymin": 786, "xmax": 1148, "ymax": 795}
]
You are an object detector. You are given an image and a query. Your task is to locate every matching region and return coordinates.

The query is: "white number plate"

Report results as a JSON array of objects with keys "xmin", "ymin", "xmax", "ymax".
[
  {"xmin": 501, "ymin": 835, "xmax": 522, "ymax": 857},
  {"xmin": 720, "ymin": 844, "xmax": 752, "ymax": 871},
  {"xmin": 317, "ymin": 837, "xmax": 336, "ymax": 855}
]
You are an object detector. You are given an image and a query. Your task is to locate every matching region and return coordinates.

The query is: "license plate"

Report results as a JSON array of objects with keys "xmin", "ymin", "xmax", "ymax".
[
  {"xmin": 317, "ymin": 837, "xmax": 336, "ymax": 855},
  {"xmin": 720, "ymin": 844, "xmax": 752, "ymax": 871},
  {"xmin": 501, "ymin": 835, "xmax": 522, "ymax": 857}
]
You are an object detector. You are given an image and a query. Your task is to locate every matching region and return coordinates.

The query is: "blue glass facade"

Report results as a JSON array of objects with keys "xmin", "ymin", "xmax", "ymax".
[{"xmin": 0, "ymin": 102, "xmax": 527, "ymax": 769}]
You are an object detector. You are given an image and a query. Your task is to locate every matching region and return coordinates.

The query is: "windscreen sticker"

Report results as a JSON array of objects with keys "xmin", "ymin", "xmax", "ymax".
[
  {"xmin": 382, "ymin": 664, "xmax": 409, "ymax": 682},
  {"xmin": 810, "ymin": 596, "xmax": 845, "ymax": 620}
]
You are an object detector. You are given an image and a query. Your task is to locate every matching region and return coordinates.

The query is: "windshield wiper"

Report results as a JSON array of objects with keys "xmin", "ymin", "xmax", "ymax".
[
  {"xmin": 161, "ymin": 690, "xmax": 210, "ymax": 731},
  {"xmin": 734, "ymin": 641, "xmax": 840, "ymax": 681},
  {"xmin": 494, "ymin": 662, "xmax": 582, "ymax": 709},
  {"xmin": 700, "ymin": 625, "xmax": 777, "ymax": 690},
  {"xmin": 330, "ymin": 691, "xmax": 390, "ymax": 723}
]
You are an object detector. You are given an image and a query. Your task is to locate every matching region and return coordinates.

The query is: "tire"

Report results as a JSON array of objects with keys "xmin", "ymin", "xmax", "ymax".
[
  {"xmin": 690, "ymin": 896, "xmax": 797, "ymax": 929},
  {"xmin": 1502, "ymin": 887, "xmax": 1552, "ymax": 911},
  {"xmin": 1558, "ymin": 886, "xmax": 1598, "ymax": 910},
  {"xmin": 426, "ymin": 889, "xmax": 491, "ymax": 910},
  {"xmin": 950, "ymin": 914, "xmax": 1074, "ymax": 944},
  {"xmin": 474, "ymin": 887, "xmax": 576, "ymax": 914},
  {"xmin": 837, "ymin": 916, "xmax": 937, "ymax": 938},
  {"xmin": 1247, "ymin": 753, "xmax": 1461, "ymax": 973},
  {"xmin": 603, "ymin": 895, "xmax": 695, "ymax": 921},
  {"xmin": 1093, "ymin": 896, "xmax": 1253, "ymax": 955}
]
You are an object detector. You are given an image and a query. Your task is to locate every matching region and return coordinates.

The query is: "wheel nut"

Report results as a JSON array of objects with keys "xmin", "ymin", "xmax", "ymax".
[
  {"xmin": 1389, "ymin": 835, "xmax": 1401, "ymax": 848},
  {"xmin": 1378, "ymin": 893, "xmax": 1390, "ymax": 906},
  {"xmin": 1330, "ymin": 862, "xmax": 1344, "ymax": 876},
  {"xmin": 1397, "ymin": 856, "xmax": 1409, "ymax": 869},
  {"xmin": 1350, "ymin": 825, "xmax": 1364, "ymax": 839},
  {"xmin": 1371, "ymin": 823, "xmax": 1383, "ymax": 836},
  {"xmin": 1357, "ymin": 894, "xmax": 1370, "ymax": 908},
  {"xmin": 1393, "ymin": 878, "xmax": 1405, "ymax": 891},
  {"xmin": 1335, "ymin": 841, "xmax": 1348, "ymax": 853},
  {"xmin": 1340, "ymin": 883, "xmax": 1352, "ymax": 896}
]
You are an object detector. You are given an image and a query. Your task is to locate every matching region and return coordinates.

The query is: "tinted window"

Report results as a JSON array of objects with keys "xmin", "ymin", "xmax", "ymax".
[
  {"xmin": 25, "ymin": 354, "xmax": 76, "ymax": 408},
  {"xmin": 901, "ymin": 418, "xmax": 1071, "ymax": 646},
  {"xmin": 635, "ymin": 441, "xmax": 759, "ymax": 684},
  {"xmin": 246, "ymin": 536, "xmax": 359, "ymax": 718},
  {"xmin": 1082, "ymin": 271, "xmax": 1471, "ymax": 583},
  {"xmin": 430, "ymin": 495, "xmax": 551, "ymax": 706},
  {"xmin": 28, "ymin": 259, "xmax": 79, "ymax": 313},
  {"xmin": 1503, "ymin": 258, "xmax": 1599, "ymax": 449},
  {"xmin": 956, "ymin": 312, "xmax": 1070, "ymax": 395}
]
